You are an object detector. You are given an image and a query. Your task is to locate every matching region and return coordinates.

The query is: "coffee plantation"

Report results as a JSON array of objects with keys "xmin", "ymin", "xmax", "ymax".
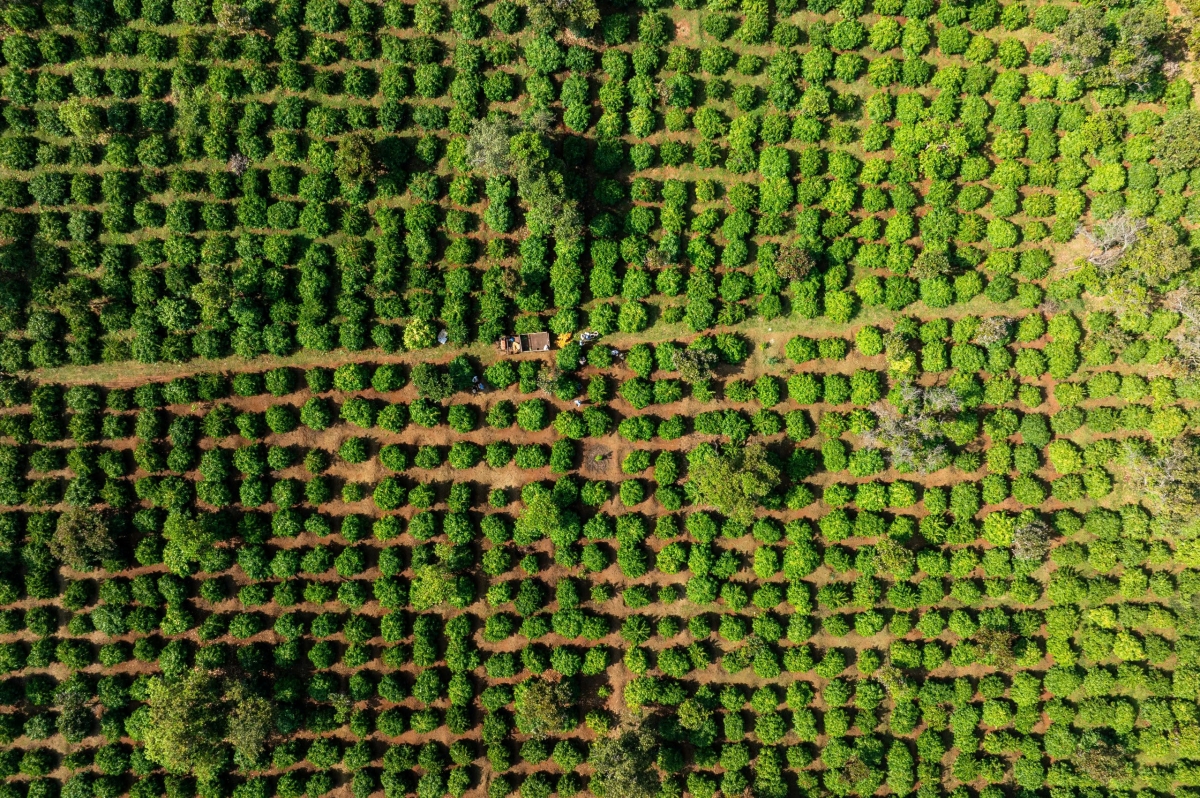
[{"xmin": 3, "ymin": 0, "xmax": 1200, "ymax": 796}]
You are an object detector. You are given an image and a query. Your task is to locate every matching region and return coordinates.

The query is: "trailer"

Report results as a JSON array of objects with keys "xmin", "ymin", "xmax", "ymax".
[{"xmin": 497, "ymin": 332, "xmax": 551, "ymax": 354}]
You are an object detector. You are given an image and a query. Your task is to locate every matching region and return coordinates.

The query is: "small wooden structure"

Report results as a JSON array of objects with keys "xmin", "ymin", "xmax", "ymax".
[{"xmin": 497, "ymin": 332, "xmax": 551, "ymax": 354}]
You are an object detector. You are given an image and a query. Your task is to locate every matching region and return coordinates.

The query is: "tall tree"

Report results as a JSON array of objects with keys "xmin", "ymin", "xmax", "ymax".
[
  {"xmin": 408, "ymin": 561, "xmax": 451, "ymax": 611},
  {"xmin": 465, "ymin": 118, "xmax": 514, "ymax": 175},
  {"xmin": 466, "ymin": 120, "xmax": 584, "ymax": 244},
  {"xmin": 514, "ymin": 678, "xmax": 573, "ymax": 739},
  {"xmin": 1156, "ymin": 111, "xmax": 1200, "ymax": 173},
  {"xmin": 686, "ymin": 442, "xmax": 781, "ymax": 526},
  {"xmin": 515, "ymin": 485, "xmax": 566, "ymax": 542},
  {"xmin": 58, "ymin": 99, "xmax": 104, "ymax": 144},
  {"xmin": 1055, "ymin": 6, "xmax": 1110, "ymax": 76},
  {"xmin": 50, "ymin": 508, "xmax": 116, "ymax": 572},
  {"xmin": 1086, "ymin": 219, "xmax": 1196, "ymax": 316},
  {"xmin": 1056, "ymin": 3, "xmax": 1165, "ymax": 88},
  {"xmin": 1109, "ymin": 4, "xmax": 1166, "ymax": 87},
  {"xmin": 673, "ymin": 348, "xmax": 720, "ymax": 384},
  {"xmin": 335, "ymin": 131, "xmax": 378, "ymax": 185},
  {"xmin": 226, "ymin": 682, "xmax": 274, "ymax": 769},
  {"xmin": 55, "ymin": 677, "xmax": 94, "ymax": 743},
  {"xmin": 588, "ymin": 724, "xmax": 660, "ymax": 798},
  {"xmin": 143, "ymin": 669, "xmax": 229, "ymax": 781},
  {"xmin": 1119, "ymin": 437, "xmax": 1200, "ymax": 540},
  {"xmin": 862, "ymin": 382, "xmax": 960, "ymax": 474},
  {"xmin": 1119, "ymin": 221, "xmax": 1192, "ymax": 289},
  {"xmin": 161, "ymin": 510, "xmax": 218, "ymax": 576},
  {"xmin": 525, "ymin": 0, "xmax": 600, "ymax": 32},
  {"xmin": 509, "ymin": 131, "xmax": 583, "ymax": 243},
  {"xmin": 1167, "ymin": 285, "xmax": 1200, "ymax": 371}
]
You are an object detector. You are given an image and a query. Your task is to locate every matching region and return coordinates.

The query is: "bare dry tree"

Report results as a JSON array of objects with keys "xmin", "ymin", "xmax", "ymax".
[
  {"xmin": 226, "ymin": 153, "xmax": 250, "ymax": 176},
  {"xmin": 1011, "ymin": 516, "xmax": 1052, "ymax": 563},
  {"xmin": 924, "ymin": 385, "xmax": 963, "ymax": 414},
  {"xmin": 1080, "ymin": 211, "xmax": 1148, "ymax": 271},
  {"xmin": 1037, "ymin": 297, "xmax": 1062, "ymax": 317},
  {"xmin": 522, "ymin": 108, "xmax": 557, "ymax": 134}
]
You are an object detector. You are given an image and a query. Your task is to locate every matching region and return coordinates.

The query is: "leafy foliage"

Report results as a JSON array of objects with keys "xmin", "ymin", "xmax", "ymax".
[{"xmin": 0, "ymin": 2, "xmax": 1193, "ymax": 796}]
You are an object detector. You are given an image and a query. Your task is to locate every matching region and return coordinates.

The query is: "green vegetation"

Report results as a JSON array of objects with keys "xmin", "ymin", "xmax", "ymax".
[{"xmin": 1, "ymin": 0, "xmax": 1199, "ymax": 795}]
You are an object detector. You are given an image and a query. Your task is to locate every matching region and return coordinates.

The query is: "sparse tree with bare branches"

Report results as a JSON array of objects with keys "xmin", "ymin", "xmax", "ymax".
[
  {"xmin": 526, "ymin": 0, "xmax": 600, "ymax": 33},
  {"xmin": 861, "ymin": 382, "xmax": 960, "ymax": 474},
  {"xmin": 1011, "ymin": 517, "xmax": 1052, "ymax": 563},
  {"xmin": 1119, "ymin": 436, "xmax": 1200, "ymax": 540},
  {"xmin": 214, "ymin": 0, "xmax": 251, "ymax": 31},
  {"xmin": 465, "ymin": 118, "xmax": 514, "ymax": 175},
  {"xmin": 1073, "ymin": 740, "xmax": 1132, "ymax": 784},
  {"xmin": 1158, "ymin": 110, "xmax": 1200, "ymax": 173},
  {"xmin": 674, "ymin": 347, "xmax": 720, "ymax": 384},
  {"xmin": 1167, "ymin": 284, "xmax": 1200, "ymax": 370},
  {"xmin": 975, "ymin": 316, "xmax": 1012, "ymax": 347},
  {"xmin": 776, "ymin": 244, "xmax": 817, "ymax": 281},
  {"xmin": 910, "ymin": 251, "xmax": 953, "ymax": 280},
  {"xmin": 976, "ymin": 627, "xmax": 1017, "ymax": 670}
]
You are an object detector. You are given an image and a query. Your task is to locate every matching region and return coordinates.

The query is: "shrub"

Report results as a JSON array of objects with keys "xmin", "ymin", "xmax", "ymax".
[
  {"xmin": 448, "ymin": 442, "xmax": 482, "ymax": 469},
  {"xmin": 341, "ymin": 398, "xmax": 377, "ymax": 429},
  {"xmin": 516, "ymin": 400, "xmax": 549, "ymax": 432},
  {"xmin": 301, "ymin": 398, "xmax": 334, "ymax": 431}
]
